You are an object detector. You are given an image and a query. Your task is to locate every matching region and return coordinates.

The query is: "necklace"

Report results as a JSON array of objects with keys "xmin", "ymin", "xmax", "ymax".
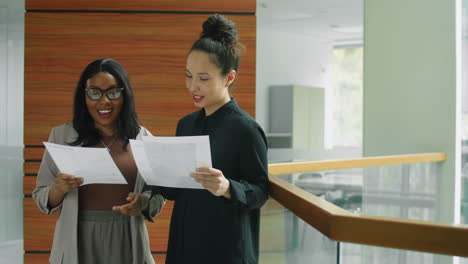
[{"xmin": 100, "ymin": 135, "xmax": 117, "ymax": 152}]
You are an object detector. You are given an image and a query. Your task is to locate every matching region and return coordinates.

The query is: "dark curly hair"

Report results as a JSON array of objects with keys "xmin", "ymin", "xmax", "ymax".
[{"xmin": 70, "ymin": 58, "xmax": 140, "ymax": 150}]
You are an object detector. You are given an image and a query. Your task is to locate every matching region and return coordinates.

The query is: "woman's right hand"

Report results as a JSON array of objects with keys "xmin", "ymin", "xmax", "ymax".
[
  {"xmin": 53, "ymin": 173, "xmax": 84, "ymax": 194},
  {"xmin": 47, "ymin": 172, "xmax": 83, "ymax": 208},
  {"xmin": 47, "ymin": 173, "xmax": 83, "ymax": 209}
]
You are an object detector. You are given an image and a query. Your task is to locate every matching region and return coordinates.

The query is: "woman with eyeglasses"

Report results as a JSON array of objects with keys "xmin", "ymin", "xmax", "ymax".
[{"xmin": 32, "ymin": 58, "xmax": 165, "ymax": 264}]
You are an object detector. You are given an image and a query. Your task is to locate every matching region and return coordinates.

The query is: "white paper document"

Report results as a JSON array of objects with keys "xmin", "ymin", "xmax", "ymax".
[
  {"xmin": 43, "ymin": 142, "xmax": 127, "ymax": 185},
  {"xmin": 130, "ymin": 135, "xmax": 212, "ymax": 189}
]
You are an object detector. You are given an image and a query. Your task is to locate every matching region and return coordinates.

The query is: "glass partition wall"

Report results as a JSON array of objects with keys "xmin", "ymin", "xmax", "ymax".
[
  {"xmin": 0, "ymin": 145, "xmax": 23, "ymax": 263},
  {"xmin": 461, "ymin": 0, "xmax": 468, "ymax": 225},
  {"xmin": 256, "ymin": 0, "xmax": 363, "ymax": 160},
  {"xmin": 0, "ymin": 0, "xmax": 25, "ymax": 263},
  {"xmin": 460, "ymin": 0, "xmax": 468, "ymax": 263},
  {"xmin": 259, "ymin": 0, "xmax": 468, "ymax": 263}
]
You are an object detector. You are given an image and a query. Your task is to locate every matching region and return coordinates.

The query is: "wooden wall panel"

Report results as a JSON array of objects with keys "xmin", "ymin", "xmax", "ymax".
[
  {"xmin": 24, "ymin": 254, "xmax": 49, "ymax": 264},
  {"xmin": 24, "ymin": 253, "xmax": 166, "ymax": 263},
  {"xmin": 25, "ymin": 13, "xmax": 256, "ymax": 145},
  {"xmin": 25, "ymin": 4, "xmax": 256, "ymax": 263},
  {"xmin": 24, "ymin": 147, "xmax": 44, "ymax": 161},
  {"xmin": 24, "ymin": 162, "xmax": 40, "ymax": 175},
  {"xmin": 24, "ymin": 198, "xmax": 56, "ymax": 251},
  {"xmin": 24, "ymin": 198, "xmax": 173, "ymax": 252},
  {"xmin": 146, "ymin": 201, "xmax": 173, "ymax": 252},
  {"xmin": 24, "ymin": 176, "xmax": 36, "ymax": 195},
  {"xmin": 26, "ymin": 0, "xmax": 255, "ymax": 13}
]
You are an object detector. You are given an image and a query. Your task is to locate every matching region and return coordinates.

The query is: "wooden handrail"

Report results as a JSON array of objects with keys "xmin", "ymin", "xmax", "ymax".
[
  {"xmin": 268, "ymin": 152, "xmax": 447, "ymax": 175},
  {"xmin": 268, "ymin": 152, "xmax": 468, "ymax": 257},
  {"xmin": 269, "ymin": 175, "xmax": 468, "ymax": 257}
]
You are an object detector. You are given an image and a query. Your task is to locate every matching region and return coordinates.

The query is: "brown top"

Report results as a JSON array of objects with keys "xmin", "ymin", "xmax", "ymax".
[{"xmin": 79, "ymin": 136, "xmax": 138, "ymax": 210}]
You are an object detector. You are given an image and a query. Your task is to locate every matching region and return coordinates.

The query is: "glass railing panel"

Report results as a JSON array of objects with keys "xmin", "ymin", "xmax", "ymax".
[
  {"xmin": 362, "ymin": 163, "xmax": 437, "ymax": 220},
  {"xmin": 268, "ymin": 161, "xmax": 467, "ymax": 263},
  {"xmin": 260, "ymin": 199, "xmax": 338, "ymax": 264},
  {"xmin": 259, "ymin": 199, "xmax": 286, "ymax": 264},
  {"xmin": 353, "ymin": 163, "xmax": 441, "ymax": 264},
  {"xmin": 341, "ymin": 244, "xmax": 439, "ymax": 264}
]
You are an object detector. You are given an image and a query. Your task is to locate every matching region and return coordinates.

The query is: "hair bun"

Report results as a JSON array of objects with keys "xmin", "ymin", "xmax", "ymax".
[{"xmin": 201, "ymin": 14, "xmax": 238, "ymax": 46}]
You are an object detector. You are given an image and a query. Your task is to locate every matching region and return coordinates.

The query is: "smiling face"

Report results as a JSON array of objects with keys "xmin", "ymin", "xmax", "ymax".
[
  {"xmin": 85, "ymin": 72, "xmax": 124, "ymax": 134},
  {"xmin": 185, "ymin": 50, "xmax": 236, "ymax": 116}
]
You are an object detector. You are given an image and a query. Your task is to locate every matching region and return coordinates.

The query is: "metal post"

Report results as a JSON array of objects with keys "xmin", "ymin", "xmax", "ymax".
[{"xmin": 336, "ymin": 241, "xmax": 341, "ymax": 264}]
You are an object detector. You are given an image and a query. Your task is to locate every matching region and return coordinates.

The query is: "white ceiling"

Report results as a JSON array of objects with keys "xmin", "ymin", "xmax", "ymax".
[
  {"xmin": 258, "ymin": 0, "xmax": 468, "ymax": 42},
  {"xmin": 257, "ymin": 0, "xmax": 362, "ymax": 44}
]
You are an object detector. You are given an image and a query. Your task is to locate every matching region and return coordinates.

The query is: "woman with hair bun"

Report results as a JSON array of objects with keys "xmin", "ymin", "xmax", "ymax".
[{"xmin": 152, "ymin": 14, "xmax": 269, "ymax": 264}]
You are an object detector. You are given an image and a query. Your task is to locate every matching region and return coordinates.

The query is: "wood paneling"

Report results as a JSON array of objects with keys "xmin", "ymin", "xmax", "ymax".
[
  {"xmin": 24, "ymin": 253, "xmax": 166, "ymax": 263},
  {"xmin": 25, "ymin": 7, "xmax": 256, "ymax": 263},
  {"xmin": 24, "ymin": 254, "xmax": 49, "ymax": 264},
  {"xmin": 24, "ymin": 198, "xmax": 57, "ymax": 251},
  {"xmin": 25, "ymin": 13, "xmax": 256, "ymax": 145},
  {"xmin": 24, "ymin": 198, "xmax": 173, "ymax": 252},
  {"xmin": 146, "ymin": 201, "xmax": 173, "ymax": 252},
  {"xmin": 24, "ymin": 176, "xmax": 36, "ymax": 195},
  {"xmin": 24, "ymin": 147, "xmax": 44, "ymax": 161},
  {"xmin": 154, "ymin": 254, "xmax": 166, "ymax": 263},
  {"xmin": 24, "ymin": 162, "xmax": 40, "ymax": 175},
  {"xmin": 26, "ymin": 0, "xmax": 255, "ymax": 13}
]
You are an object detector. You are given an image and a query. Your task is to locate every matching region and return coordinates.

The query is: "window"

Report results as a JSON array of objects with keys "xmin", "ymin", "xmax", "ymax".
[{"xmin": 331, "ymin": 46, "xmax": 363, "ymax": 148}]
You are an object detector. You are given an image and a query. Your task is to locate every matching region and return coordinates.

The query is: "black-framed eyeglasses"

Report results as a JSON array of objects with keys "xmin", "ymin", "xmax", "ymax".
[{"xmin": 85, "ymin": 87, "xmax": 124, "ymax": 101}]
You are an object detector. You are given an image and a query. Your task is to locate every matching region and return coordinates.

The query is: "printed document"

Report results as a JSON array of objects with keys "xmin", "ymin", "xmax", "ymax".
[
  {"xmin": 130, "ymin": 135, "xmax": 211, "ymax": 189},
  {"xmin": 43, "ymin": 142, "xmax": 127, "ymax": 185}
]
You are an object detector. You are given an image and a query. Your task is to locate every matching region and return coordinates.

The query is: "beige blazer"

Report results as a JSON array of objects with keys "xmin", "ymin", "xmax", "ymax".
[{"xmin": 32, "ymin": 123, "xmax": 165, "ymax": 264}]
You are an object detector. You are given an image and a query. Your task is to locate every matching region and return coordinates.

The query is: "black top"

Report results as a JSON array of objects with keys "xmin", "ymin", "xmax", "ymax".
[{"xmin": 152, "ymin": 99, "xmax": 269, "ymax": 264}]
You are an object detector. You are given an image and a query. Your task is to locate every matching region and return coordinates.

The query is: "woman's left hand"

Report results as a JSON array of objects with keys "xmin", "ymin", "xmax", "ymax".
[
  {"xmin": 112, "ymin": 192, "xmax": 149, "ymax": 216},
  {"xmin": 191, "ymin": 167, "xmax": 231, "ymax": 198}
]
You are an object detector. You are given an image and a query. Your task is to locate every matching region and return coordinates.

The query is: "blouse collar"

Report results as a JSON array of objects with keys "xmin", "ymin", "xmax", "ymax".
[{"xmin": 201, "ymin": 98, "xmax": 238, "ymax": 119}]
